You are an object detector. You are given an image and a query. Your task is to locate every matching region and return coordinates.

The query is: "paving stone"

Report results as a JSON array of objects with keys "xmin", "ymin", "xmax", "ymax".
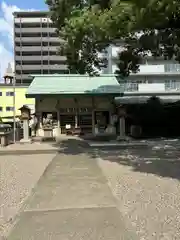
[
  {"xmin": 7, "ymin": 207, "xmax": 134, "ymax": 240},
  {"xmin": 6, "ymin": 150, "xmax": 137, "ymax": 240},
  {"xmin": 25, "ymin": 154, "xmax": 116, "ymax": 210}
]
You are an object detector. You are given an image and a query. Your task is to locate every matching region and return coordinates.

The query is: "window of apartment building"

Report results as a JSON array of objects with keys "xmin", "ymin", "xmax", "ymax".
[
  {"xmin": 21, "ymin": 42, "xmax": 41, "ymax": 47},
  {"xmin": 49, "ymin": 32, "xmax": 58, "ymax": 37},
  {"xmin": 0, "ymin": 92, "xmax": 2, "ymax": 96},
  {"xmin": 21, "ymin": 52, "xmax": 41, "ymax": 56},
  {"xmin": 41, "ymin": 22, "xmax": 54, "ymax": 28},
  {"xmin": 6, "ymin": 107, "xmax": 14, "ymax": 111},
  {"xmin": 49, "ymin": 42, "xmax": 60, "ymax": 46},
  {"xmin": 20, "ymin": 23, "xmax": 41, "ymax": 28},
  {"xmin": 0, "ymin": 107, "xmax": 3, "ymax": 111},
  {"xmin": 42, "ymin": 32, "xmax": 48, "ymax": 37},
  {"xmin": 22, "ymin": 70, "xmax": 41, "ymax": 74},
  {"xmin": 21, "ymin": 32, "xmax": 41, "ymax": 38},
  {"xmin": 6, "ymin": 92, "xmax": 14, "ymax": 96}
]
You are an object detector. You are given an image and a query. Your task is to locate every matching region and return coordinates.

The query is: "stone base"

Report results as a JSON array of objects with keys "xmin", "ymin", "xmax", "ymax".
[
  {"xmin": 20, "ymin": 138, "xmax": 32, "ymax": 144},
  {"xmin": 116, "ymin": 135, "xmax": 129, "ymax": 141}
]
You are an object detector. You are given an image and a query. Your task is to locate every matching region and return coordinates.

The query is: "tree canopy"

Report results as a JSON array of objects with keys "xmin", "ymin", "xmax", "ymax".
[{"xmin": 46, "ymin": 0, "xmax": 180, "ymax": 76}]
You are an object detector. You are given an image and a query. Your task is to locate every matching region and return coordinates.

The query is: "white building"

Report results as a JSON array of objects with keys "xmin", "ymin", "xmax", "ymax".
[{"xmin": 102, "ymin": 45, "xmax": 180, "ymax": 97}]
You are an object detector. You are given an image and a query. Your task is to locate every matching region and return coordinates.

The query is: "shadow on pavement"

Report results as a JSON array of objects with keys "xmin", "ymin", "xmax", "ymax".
[
  {"xmin": 52, "ymin": 138, "xmax": 96, "ymax": 158},
  {"xmin": 52, "ymin": 138, "xmax": 180, "ymax": 180},
  {"xmin": 97, "ymin": 141, "xmax": 180, "ymax": 180}
]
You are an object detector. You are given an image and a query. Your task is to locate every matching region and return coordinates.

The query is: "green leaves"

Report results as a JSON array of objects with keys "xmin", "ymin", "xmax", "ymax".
[
  {"xmin": 46, "ymin": 0, "xmax": 180, "ymax": 76},
  {"xmin": 46, "ymin": 0, "xmax": 113, "ymax": 74},
  {"xmin": 115, "ymin": 48, "xmax": 142, "ymax": 77},
  {"xmin": 60, "ymin": 8, "xmax": 109, "ymax": 74}
]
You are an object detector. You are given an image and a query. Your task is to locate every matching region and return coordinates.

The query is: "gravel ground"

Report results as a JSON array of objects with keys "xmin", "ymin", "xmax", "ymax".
[
  {"xmin": 97, "ymin": 146, "xmax": 180, "ymax": 240},
  {"xmin": 0, "ymin": 153, "xmax": 55, "ymax": 237}
]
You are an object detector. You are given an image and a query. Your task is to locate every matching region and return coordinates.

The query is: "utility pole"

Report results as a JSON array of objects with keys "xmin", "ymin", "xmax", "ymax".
[{"xmin": 13, "ymin": 73, "xmax": 16, "ymax": 143}]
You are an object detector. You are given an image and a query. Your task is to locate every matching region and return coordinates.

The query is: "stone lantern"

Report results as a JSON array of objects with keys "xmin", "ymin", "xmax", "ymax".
[
  {"xmin": 19, "ymin": 105, "xmax": 31, "ymax": 143},
  {"xmin": 19, "ymin": 105, "xmax": 30, "ymax": 120}
]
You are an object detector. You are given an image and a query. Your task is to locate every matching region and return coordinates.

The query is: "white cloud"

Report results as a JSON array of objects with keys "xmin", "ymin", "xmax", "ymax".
[
  {"xmin": 0, "ymin": 1, "xmax": 36, "ymax": 79},
  {"xmin": 0, "ymin": 1, "xmax": 20, "ymax": 79},
  {"xmin": 0, "ymin": 1, "xmax": 20, "ymax": 46}
]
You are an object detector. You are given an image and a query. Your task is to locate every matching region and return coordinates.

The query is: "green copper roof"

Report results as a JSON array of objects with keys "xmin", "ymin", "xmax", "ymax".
[{"xmin": 26, "ymin": 74, "xmax": 122, "ymax": 96}]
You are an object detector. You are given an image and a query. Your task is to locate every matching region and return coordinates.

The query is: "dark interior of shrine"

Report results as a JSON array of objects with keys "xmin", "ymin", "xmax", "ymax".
[{"xmin": 125, "ymin": 98, "xmax": 180, "ymax": 138}]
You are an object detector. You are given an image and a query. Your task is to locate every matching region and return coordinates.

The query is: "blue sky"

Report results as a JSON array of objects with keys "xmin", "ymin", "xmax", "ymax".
[
  {"xmin": 0, "ymin": 0, "xmax": 48, "ymax": 79},
  {"xmin": 1, "ymin": 0, "xmax": 47, "ymax": 11}
]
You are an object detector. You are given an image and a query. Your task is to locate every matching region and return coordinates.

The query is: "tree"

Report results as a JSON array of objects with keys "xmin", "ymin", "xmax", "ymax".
[{"xmin": 46, "ymin": 0, "xmax": 180, "ymax": 76}]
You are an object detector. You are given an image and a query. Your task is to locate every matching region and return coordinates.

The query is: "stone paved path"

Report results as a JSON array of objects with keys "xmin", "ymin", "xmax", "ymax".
[{"xmin": 7, "ymin": 152, "xmax": 136, "ymax": 239}]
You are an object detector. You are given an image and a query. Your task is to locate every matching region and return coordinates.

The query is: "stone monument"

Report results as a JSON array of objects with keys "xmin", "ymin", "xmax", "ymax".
[{"xmin": 19, "ymin": 105, "xmax": 32, "ymax": 143}]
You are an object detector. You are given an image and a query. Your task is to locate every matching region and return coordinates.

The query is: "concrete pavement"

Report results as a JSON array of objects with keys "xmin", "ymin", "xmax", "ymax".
[
  {"xmin": 0, "ymin": 142, "xmax": 58, "ymax": 155},
  {"xmin": 7, "ymin": 151, "xmax": 136, "ymax": 239},
  {"xmin": 0, "ymin": 153, "xmax": 55, "ymax": 237}
]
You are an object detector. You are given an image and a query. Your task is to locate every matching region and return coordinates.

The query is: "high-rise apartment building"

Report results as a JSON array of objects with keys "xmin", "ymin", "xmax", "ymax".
[{"xmin": 14, "ymin": 11, "xmax": 67, "ymax": 85}]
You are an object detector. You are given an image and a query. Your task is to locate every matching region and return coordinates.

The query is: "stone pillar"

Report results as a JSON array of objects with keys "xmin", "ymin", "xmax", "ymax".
[
  {"xmin": 75, "ymin": 114, "xmax": 78, "ymax": 128},
  {"xmin": 74, "ymin": 98, "xmax": 78, "ymax": 129},
  {"xmin": 92, "ymin": 111, "xmax": 95, "ymax": 135},
  {"xmin": 117, "ymin": 106, "xmax": 126, "ymax": 141},
  {"xmin": 57, "ymin": 110, "xmax": 61, "ymax": 134},
  {"xmin": 55, "ymin": 111, "xmax": 61, "ymax": 142},
  {"xmin": 23, "ymin": 119, "xmax": 29, "ymax": 140},
  {"xmin": 20, "ymin": 119, "xmax": 31, "ymax": 143},
  {"xmin": 119, "ymin": 117, "xmax": 126, "ymax": 139},
  {"xmin": 92, "ymin": 97, "xmax": 95, "ymax": 135},
  {"xmin": 0, "ymin": 135, "xmax": 8, "ymax": 147},
  {"xmin": 37, "ymin": 113, "xmax": 43, "ymax": 137},
  {"xmin": 39, "ymin": 113, "xmax": 43, "ymax": 128}
]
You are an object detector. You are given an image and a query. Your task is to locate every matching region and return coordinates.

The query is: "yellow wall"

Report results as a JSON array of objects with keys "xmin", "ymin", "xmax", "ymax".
[{"xmin": 0, "ymin": 86, "xmax": 35, "ymax": 118}]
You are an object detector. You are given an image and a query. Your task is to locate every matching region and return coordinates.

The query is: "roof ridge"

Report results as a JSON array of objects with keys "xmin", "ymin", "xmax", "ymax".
[{"xmin": 30, "ymin": 74, "xmax": 116, "ymax": 77}]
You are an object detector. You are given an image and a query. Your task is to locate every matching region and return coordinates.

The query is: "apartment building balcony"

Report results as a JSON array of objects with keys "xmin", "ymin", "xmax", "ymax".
[
  {"xmin": 15, "ymin": 37, "xmax": 63, "ymax": 43},
  {"xmin": 112, "ymin": 63, "xmax": 180, "ymax": 75},
  {"xmin": 15, "ymin": 74, "xmax": 31, "ymax": 80},
  {"xmin": 15, "ymin": 55, "xmax": 66, "ymax": 61},
  {"xmin": 16, "ymin": 64, "xmax": 67, "ymax": 71},
  {"xmin": 118, "ymin": 73, "xmax": 180, "ymax": 94},
  {"xmin": 15, "ymin": 27, "xmax": 56, "ymax": 33},
  {"xmin": 15, "ymin": 46, "xmax": 59, "ymax": 52},
  {"xmin": 164, "ymin": 64, "xmax": 180, "ymax": 72},
  {"xmin": 122, "ymin": 81, "xmax": 180, "ymax": 93}
]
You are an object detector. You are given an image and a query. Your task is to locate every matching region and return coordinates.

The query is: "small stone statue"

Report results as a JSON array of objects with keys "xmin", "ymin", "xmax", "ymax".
[{"xmin": 43, "ymin": 114, "xmax": 53, "ymax": 128}]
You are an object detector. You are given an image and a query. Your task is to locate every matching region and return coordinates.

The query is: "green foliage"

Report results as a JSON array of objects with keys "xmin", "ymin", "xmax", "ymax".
[
  {"xmin": 46, "ymin": 0, "xmax": 180, "ymax": 76},
  {"xmin": 59, "ymin": 8, "xmax": 111, "ymax": 74}
]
